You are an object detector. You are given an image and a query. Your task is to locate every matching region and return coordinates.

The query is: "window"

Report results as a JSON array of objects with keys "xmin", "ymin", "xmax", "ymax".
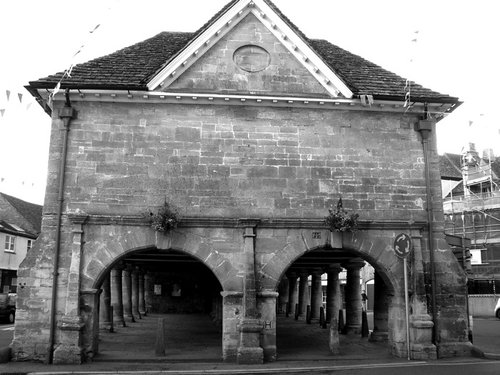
[
  {"xmin": 27, "ymin": 239, "xmax": 33, "ymax": 251},
  {"xmin": 4, "ymin": 235, "xmax": 15, "ymax": 252}
]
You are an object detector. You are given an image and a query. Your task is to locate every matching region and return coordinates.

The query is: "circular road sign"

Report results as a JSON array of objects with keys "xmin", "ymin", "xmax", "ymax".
[{"xmin": 394, "ymin": 233, "xmax": 412, "ymax": 259}]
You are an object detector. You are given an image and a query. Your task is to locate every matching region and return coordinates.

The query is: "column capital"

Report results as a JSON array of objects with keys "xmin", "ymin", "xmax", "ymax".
[
  {"xmin": 112, "ymin": 261, "xmax": 126, "ymax": 271},
  {"xmin": 326, "ymin": 263, "xmax": 343, "ymax": 273},
  {"xmin": 123, "ymin": 264, "xmax": 133, "ymax": 273},
  {"xmin": 238, "ymin": 218, "xmax": 261, "ymax": 228},
  {"xmin": 298, "ymin": 269, "xmax": 310, "ymax": 277},
  {"xmin": 309, "ymin": 268, "xmax": 324, "ymax": 277},
  {"xmin": 342, "ymin": 259, "xmax": 365, "ymax": 270}
]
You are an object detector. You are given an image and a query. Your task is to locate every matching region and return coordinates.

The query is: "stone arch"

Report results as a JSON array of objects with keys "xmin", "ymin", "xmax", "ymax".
[
  {"xmin": 259, "ymin": 228, "xmax": 401, "ymax": 294},
  {"xmin": 257, "ymin": 227, "xmax": 420, "ymax": 358},
  {"xmin": 79, "ymin": 224, "xmax": 242, "ymax": 292}
]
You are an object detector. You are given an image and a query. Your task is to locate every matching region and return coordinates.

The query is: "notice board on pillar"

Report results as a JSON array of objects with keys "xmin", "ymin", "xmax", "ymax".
[{"xmin": 154, "ymin": 284, "xmax": 162, "ymax": 296}]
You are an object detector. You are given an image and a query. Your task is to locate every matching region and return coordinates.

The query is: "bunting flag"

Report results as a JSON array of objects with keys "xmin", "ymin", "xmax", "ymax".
[
  {"xmin": 404, "ymin": 30, "xmax": 419, "ymax": 109},
  {"xmin": 0, "ymin": 87, "xmax": 36, "ymax": 118},
  {"xmin": 47, "ymin": 21, "xmax": 103, "ymax": 108}
]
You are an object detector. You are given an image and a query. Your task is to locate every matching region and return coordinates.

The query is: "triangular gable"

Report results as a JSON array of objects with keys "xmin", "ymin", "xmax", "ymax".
[
  {"xmin": 167, "ymin": 12, "xmax": 331, "ymax": 97},
  {"xmin": 147, "ymin": 0, "xmax": 353, "ymax": 99}
]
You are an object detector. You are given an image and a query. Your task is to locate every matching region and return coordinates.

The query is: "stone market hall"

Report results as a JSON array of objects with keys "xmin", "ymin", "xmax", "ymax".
[{"xmin": 15, "ymin": 0, "xmax": 470, "ymax": 365}]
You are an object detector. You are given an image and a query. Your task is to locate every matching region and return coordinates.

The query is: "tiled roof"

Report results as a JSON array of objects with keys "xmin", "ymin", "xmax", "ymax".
[
  {"xmin": 0, "ymin": 193, "xmax": 43, "ymax": 234},
  {"xmin": 440, "ymin": 153, "xmax": 463, "ymax": 180},
  {"xmin": 28, "ymin": 1, "xmax": 459, "ymax": 104},
  {"xmin": 0, "ymin": 220, "xmax": 37, "ymax": 239}
]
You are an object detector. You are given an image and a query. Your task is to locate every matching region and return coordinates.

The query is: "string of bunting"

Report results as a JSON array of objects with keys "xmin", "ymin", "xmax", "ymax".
[
  {"xmin": 0, "ymin": 176, "xmax": 38, "ymax": 188},
  {"xmin": 47, "ymin": 22, "xmax": 102, "ymax": 109},
  {"xmin": 0, "ymin": 89, "xmax": 33, "ymax": 118},
  {"xmin": 46, "ymin": 0, "xmax": 119, "ymax": 109},
  {"xmin": 404, "ymin": 30, "xmax": 419, "ymax": 110}
]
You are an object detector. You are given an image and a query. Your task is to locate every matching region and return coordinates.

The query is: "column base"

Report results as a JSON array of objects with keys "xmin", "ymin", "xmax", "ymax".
[
  {"xmin": 53, "ymin": 315, "xmax": 85, "ymax": 364},
  {"xmin": 263, "ymin": 345, "xmax": 277, "ymax": 362},
  {"xmin": 437, "ymin": 341, "xmax": 474, "ymax": 358},
  {"xmin": 369, "ymin": 330, "xmax": 388, "ymax": 342},
  {"xmin": 411, "ymin": 343, "xmax": 437, "ymax": 360},
  {"xmin": 237, "ymin": 318, "xmax": 264, "ymax": 364},
  {"xmin": 53, "ymin": 344, "xmax": 84, "ymax": 364},
  {"xmin": 344, "ymin": 325, "xmax": 361, "ymax": 335},
  {"xmin": 237, "ymin": 347, "xmax": 264, "ymax": 364},
  {"xmin": 99, "ymin": 322, "xmax": 113, "ymax": 331}
]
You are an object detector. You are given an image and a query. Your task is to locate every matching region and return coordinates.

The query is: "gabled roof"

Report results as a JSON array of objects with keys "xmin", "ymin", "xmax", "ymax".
[
  {"xmin": 27, "ymin": 0, "xmax": 459, "ymax": 104},
  {"xmin": 0, "ymin": 220, "xmax": 37, "ymax": 239},
  {"xmin": 440, "ymin": 153, "xmax": 463, "ymax": 180},
  {"xmin": 0, "ymin": 193, "xmax": 43, "ymax": 234}
]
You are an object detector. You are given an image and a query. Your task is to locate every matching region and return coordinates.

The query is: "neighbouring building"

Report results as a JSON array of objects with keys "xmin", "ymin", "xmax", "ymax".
[
  {"xmin": 441, "ymin": 144, "xmax": 500, "ymax": 294},
  {"xmin": 0, "ymin": 193, "xmax": 42, "ymax": 293},
  {"xmin": 15, "ymin": 0, "xmax": 471, "ymax": 365}
]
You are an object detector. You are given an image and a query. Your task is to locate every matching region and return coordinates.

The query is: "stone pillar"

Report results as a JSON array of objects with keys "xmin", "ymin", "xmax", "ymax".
[
  {"xmin": 326, "ymin": 264, "xmax": 342, "ymax": 354},
  {"xmin": 221, "ymin": 291, "xmax": 243, "ymax": 363},
  {"xmin": 80, "ymin": 289, "xmax": 102, "ymax": 360},
  {"xmin": 287, "ymin": 272, "xmax": 298, "ymax": 317},
  {"xmin": 409, "ymin": 231, "xmax": 437, "ymax": 359},
  {"xmin": 122, "ymin": 265, "xmax": 136, "ymax": 323},
  {"xmin": 298, "ymin": 270, "xmax": 310, "ymax": 318},
  {"xmin": 277, "ymin": 278, "xmax": 289, "ymax": 314},
  {"xmin": 237, "ymin": 221, "xmax": 263, "ymax": 364},
  {"xmin": 214, "ymin": 294, "xmax": 223, "ymax": 326},
  {"xmin": 310, "ymin": 269, "xmax": 323, "ymax": 321},
  {"xmin": 131, "ymin": 267, "xmax": 141, "ymax": 320},
  {"xmin": 110, "ymin": 265, "xmax": 126, "ymax": 328},
  {"xmin": 326, "ymin": 264, "xmax": 342, "ymax": 322},
  {"xmin": 370, "ymin": 271, "xmax": 389, "ymax": 342},
  {"xmin": 343, "ymin": 260, "xmax": 365, "ymax": 334},
  {"xmin": 258, "ymin": 291, "xmax": 279, "ymax": 362},
  {"xmin": 144, "ymin": 272, "xmax": 153, "ymax": 313},
  {"xmin": 99, "ymin": 275, "xmax": 112, "ymax": 331},
  {"xmin": 138, "ymin": 271, "xmax": 146, "ymax": 316},
  {"xmin": 53, "ymin": 224, "xmax": 86, "ymax": 364}
]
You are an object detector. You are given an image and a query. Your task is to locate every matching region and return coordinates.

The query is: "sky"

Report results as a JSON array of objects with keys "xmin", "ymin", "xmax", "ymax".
[{"xmin": 0, "ymin": 0, "xmax": 499, "ymax": 204}]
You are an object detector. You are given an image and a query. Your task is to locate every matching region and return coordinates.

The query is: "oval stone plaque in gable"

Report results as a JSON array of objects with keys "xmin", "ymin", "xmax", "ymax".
[{"xmin": 233, "ymin": 45, "xmax": 271, "ymax": 73}]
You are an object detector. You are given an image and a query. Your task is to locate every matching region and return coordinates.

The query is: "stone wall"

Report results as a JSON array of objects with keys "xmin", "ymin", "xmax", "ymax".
[{"xmin": 42, "ymin": 101, "xmax": 428, "ymax": 221}]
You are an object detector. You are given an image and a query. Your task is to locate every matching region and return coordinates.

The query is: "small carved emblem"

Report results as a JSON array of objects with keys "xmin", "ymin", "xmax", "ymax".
[{"xmin": 233, "ymin": 45, "xmax": 271, "ymax": 72}]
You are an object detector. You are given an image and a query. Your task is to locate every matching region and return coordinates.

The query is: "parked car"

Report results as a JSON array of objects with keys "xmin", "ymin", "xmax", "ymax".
[
  {"xmin": 495, "ymin": 298, "xmax": 500, "ymax": 319},
  {"xmin": 0, "ymin": 293, "xmax": 16, "ymax": 323}
]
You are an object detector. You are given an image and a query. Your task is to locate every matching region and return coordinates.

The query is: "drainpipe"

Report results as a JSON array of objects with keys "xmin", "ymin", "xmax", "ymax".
[
  {"xmin": 416, "ymin": 106, "xmax": 439, "ymax": 354},
  {"xmin": 48, "ymin": 90, "xmax": 75, "ymax": 364}
]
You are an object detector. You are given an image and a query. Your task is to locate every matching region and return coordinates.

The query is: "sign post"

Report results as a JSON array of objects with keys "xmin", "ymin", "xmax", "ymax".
[{"xmin": 394, "ymin": 233, "xmax": 412, "ymax": 360}]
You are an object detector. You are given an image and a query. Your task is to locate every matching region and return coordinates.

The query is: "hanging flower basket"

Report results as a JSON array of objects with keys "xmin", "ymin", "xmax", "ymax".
[
  {"xmin": 324, "ymin": 198, "xmax": 359, "ymax": 233},
  {"xmin": 147, "ymin": 201, "xmax": 179, "ymax": 233}
]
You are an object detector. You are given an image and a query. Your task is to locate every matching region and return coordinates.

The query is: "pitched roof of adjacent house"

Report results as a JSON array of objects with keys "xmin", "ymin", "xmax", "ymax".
[
  {"xmin": 0, "ymin": 193, "xmax": 43, "ymax": 234},
  {"xmin": 27, "ymin": 0, "xmax": 459, "ymax": 104},
  {"xmin": 440, "ymin": 153, "xmax": 463, "ymax": 180},
  {"xmin": 0, "ymin": 220, "xmax": 38, "ymax": 239}
]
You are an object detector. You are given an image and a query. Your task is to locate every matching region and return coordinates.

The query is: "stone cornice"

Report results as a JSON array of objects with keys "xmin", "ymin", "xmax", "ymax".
[
  {"xmin": 66, "ymin": 213, "xmax": 426, "ymax": 231},
  {"xmin": 42, "ymin": 88, "xmax": 453, "ymax": 115}
]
